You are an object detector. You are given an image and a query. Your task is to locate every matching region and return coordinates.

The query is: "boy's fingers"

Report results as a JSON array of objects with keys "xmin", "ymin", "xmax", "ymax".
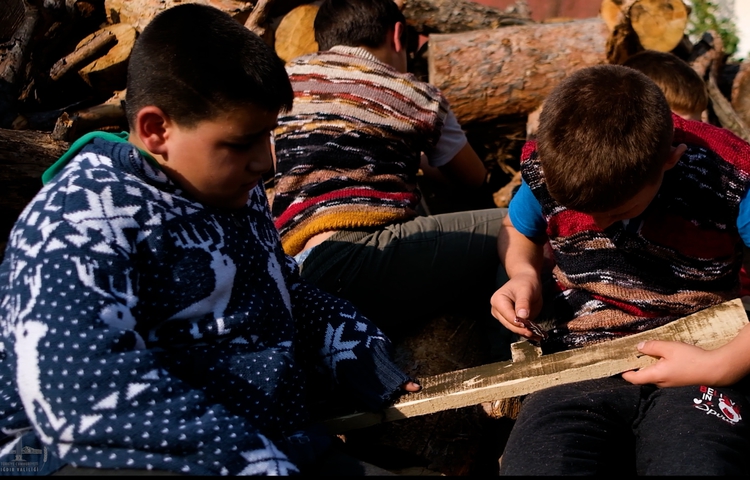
[
  {"xmin": 490, "ymin": 290, "xmax": 516, "ymax": 325},
  {"xmin": 621, "ymin": 368, "xmax": 650, "ymax": 385},
  {"xmin": 636, "ymin": 340, "xmax": 668, "ymax": 358},
  {"xmin": 403, "ymin": 381, "xmax": 422, "ymax": 393}
]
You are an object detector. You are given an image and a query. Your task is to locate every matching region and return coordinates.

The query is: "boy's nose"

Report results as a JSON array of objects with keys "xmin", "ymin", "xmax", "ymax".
[{"xmin": 249, "ymin": 146, "xmax": 273, "ymax": 175}]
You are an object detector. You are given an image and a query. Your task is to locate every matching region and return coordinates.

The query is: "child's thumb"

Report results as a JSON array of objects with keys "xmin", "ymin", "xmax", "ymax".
[
  {"xmin": 515, "ymin": 300, "xmax": 531, "ymax": 319},
  {"xmin": 636, "ymin": 340, "xmax": 665, "ymax": 357}
]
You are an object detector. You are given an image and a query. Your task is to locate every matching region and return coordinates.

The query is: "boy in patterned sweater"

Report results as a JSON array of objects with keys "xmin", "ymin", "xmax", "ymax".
[
  {"xmin": 0, "ymin": 4, "xmax": 419, "ymax": 476},
  {"xmin": 271, "ymin": 0, "xmax": 511, "ymax": 360},
  {"xmin": 491, "ymin": 64, "xmax": 750, "ymax": 475}
]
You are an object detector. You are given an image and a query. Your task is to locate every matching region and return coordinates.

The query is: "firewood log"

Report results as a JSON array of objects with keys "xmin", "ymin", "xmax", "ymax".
[
  {"xmin": 601, "ymin": 0, "xmax": 689, "ymax": 64},
  {"xmin": 103, "ymin": 0, "xmax": 254, "ymax": 32},
  {"xmin": 274, "ymin": 3, "xmax": 319, "ymax": 63},
  {"xmin": 686, "ymin": 30, "xmax": 750, "ymax": 141},
  {"xmin": 428, "ymin": 18, "xmax": 610, "ymax": 124},
  {"xmin": 0, "ymin": 0, "xmax": 27, "ymax": 43},
  {"xmin": 76, "ymin": 23, "xmax": 136, "ymax": 95},
  {"xmin": 732, "ymin": 60, "xmax": 750, "ymax": 130},
  {"xmin": 399, "ymin": 0, "xmax": 532, "ymax": 35},
  {"xmin": 52, "ymin": 90, "xmax": 127, "ymax": 142},
  {"xmin": 49, "ymin": 28, "xmax": 117, "ymax": 82},
  {"xmin": 0, "ymin": 2, "xmax": 38, "ymax": 128},
  {"xmin": 244, "ymin": 0, "xmax": 277, "ymax": 44}
]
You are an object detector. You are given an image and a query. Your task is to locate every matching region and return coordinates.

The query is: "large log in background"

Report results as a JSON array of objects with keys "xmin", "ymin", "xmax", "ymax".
[
  {"xmin": 428, "ymin": 17, "xmax": 610, "ymax": 124},
  {"xmin": 398, "ymin": 0, "xmax": 532, "ymax": 34}
]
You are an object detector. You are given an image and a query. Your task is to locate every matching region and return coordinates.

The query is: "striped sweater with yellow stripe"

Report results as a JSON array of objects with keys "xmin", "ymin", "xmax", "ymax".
[{"xmin": 272, "ymin": 46, "xmax": 449, "ymax": 256}]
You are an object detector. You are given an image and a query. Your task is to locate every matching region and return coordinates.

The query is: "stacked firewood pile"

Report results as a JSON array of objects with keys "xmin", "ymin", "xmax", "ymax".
[{"xmin": 2, "ymin": 0, "xmax": 750, "ymax": 474}]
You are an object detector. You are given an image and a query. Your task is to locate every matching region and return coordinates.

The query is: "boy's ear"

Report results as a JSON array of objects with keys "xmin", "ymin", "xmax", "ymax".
[
  {"xmin": 133, "ymin": 106, "xmax": 171, "ymax": 156},
  {"xmin": 664, "ymin": 143, "xmax": 687, "ymax": 171},
  {"xmin": 392, "ymin": 21, "xmax": 405, "ymax": 53}
]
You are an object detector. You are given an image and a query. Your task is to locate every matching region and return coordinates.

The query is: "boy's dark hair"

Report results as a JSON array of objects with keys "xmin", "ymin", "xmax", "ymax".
[
  {"xmin": 537, "ymin": 64, "xmax": 673, "ymax": 213},
  {"xmin": 314, "ymin": 0, "xmax": 407, "ymax": 52},
  {"xmin": 623, "ymin": 50, "xmax": 708, "ymax": 117},
  {"xmin": 125, "ymin": 4, "xmax": 293, "ymax": 128}
]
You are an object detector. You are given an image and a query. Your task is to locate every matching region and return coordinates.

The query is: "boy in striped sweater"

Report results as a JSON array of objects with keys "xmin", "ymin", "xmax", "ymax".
[
  {"xmin": 491, "ymin": 64, "xmax": 750, "ymax": 475},
  {"xmin": 271, "ymin": 0, "xmax": 511, "ymax": 361}
]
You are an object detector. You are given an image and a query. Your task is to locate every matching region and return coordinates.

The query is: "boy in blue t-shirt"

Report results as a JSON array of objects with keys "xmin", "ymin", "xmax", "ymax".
[{"xmin": 492, "ymin": 64, "xmax": 750, "ymax": 475}]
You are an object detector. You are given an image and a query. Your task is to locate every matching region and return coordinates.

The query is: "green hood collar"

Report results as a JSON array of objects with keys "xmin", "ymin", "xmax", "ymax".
[{"xmin": 42, "ymin": 131, "xmax": 159, "ymax": 185}]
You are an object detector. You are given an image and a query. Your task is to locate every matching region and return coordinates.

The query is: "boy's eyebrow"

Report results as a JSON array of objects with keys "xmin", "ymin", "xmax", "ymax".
[{"xmin": 226, "ymin": 124, "xmax": 278, "ymax": 141}]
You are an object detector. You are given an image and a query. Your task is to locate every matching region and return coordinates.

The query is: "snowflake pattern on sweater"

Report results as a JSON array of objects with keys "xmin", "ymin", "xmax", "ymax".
[{"xmin": 0, "ymin": 135, "xmax": 410, "ymax": 475}]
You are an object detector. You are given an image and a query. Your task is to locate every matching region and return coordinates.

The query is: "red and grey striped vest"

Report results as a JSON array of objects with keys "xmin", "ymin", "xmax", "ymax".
[
  {"xmin": 524, "ymin": 114, "xmax": 750, "ymax": 352},
  {"xmin": 271, "ymin": 46, "xmax": 449, "ymax": 256}
]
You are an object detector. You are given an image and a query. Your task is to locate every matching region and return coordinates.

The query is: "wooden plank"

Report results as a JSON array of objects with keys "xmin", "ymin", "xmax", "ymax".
[{"xmin": 324, "ymin": 298, "xmax": 748, "ymax": 433}]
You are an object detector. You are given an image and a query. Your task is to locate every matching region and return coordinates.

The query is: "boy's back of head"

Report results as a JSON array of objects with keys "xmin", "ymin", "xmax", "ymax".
[
  {"xmin": 537, "ymin": 64, "xmax": 674, "ymax": 213},
  {"xmin": 622, "ymin": 50, "xmax": 708, "ymax": 120},
  {"xmin": 125, "ymin": 3, "xmax": 293, "ymax": 129},
  {"xmin": 314, "ymin": 0, "xmax": 406, "ymax": 51}
]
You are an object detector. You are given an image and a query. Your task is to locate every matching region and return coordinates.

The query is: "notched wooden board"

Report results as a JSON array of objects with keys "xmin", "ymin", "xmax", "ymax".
[{"xmin": 325, "ymin": 298, "xmax": 748, "ymax": 433}]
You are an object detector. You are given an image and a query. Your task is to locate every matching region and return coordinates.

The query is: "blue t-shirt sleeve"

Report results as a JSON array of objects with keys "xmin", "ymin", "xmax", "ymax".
[
  {"xmin": 738, "ymin": 186, "xmax": 750, "ymax": 246},
  {"xmin": 508, "ymin": 179, "xmax": 547, "ymax": 238}
]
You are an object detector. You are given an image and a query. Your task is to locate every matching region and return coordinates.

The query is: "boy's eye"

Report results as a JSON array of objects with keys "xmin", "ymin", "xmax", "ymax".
[
  {"xmin": 226, "ymin": 131, "xmax": 274, "ymax": 151},
  {"xmin": 227, "ymin": 142, "xmax": 254, "ymax": 151}
]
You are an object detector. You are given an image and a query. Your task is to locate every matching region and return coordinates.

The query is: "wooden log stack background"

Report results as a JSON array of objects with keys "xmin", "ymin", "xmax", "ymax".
[
  {"xmin": 3, "ymin": 0, "xmax": 748, "ymax": 242},
  {"xmin": 1, "ymin": 0, "xmax": 750, "ymax": 475}
]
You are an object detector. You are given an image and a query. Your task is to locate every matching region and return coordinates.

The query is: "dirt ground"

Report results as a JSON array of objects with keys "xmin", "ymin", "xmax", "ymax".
[{"xmin": 338, "ymin": 314, "xmax": 518, "ymax": 476}]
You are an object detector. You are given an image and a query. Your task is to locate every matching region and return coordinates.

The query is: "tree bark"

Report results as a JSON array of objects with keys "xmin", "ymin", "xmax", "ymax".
[
  {"xmin": 428, "ymin": 18, "xmax": 610, "ymax": 124},
  {"xmin": 732, "ymin": 60, "xmax": 750, "ymax": 130},
  {"xmin": 49, "ymin": 28, "xmax": 117, "ymax": 82},
  {"xmin": 0, "ymin": 2, "xmax": 38, "ymax": 127},
  {"xmin": 399, "ymin": 0, "xmax": 532, "ymax": 35}
]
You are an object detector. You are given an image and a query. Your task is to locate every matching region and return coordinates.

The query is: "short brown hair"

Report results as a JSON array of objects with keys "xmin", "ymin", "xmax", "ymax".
[
  {"xmin": 314, "ymin": 0, "xmax": 407, "ymax": 51},
  {"xmin": 126, "ymin": 4, "xmax": 293, "ymax": 129},
  {"xmin": 537, "ymin": 64, "xmax": 674, "ymax": 212},
  {"xmin": 622, "ymin": 50, "xmax": 708, "ymax": 117}
]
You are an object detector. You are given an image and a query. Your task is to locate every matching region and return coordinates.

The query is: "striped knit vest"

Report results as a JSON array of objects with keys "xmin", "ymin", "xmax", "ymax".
[
  {"xmin": 272, "ymin": 46, "xmax": 449, "ymax": 256},
  {"xmin": 524, "ymin": 114, "xmax": 750, "ymax": 352}
]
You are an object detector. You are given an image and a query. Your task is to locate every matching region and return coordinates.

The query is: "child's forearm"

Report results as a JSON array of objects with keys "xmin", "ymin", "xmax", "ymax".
[
  {"xmin": 498, "ymin": 215, "xmax": 545, "ymax": 280},
  {"xmin": 708, "ymin": 322, "xmax": 750, "ymax": 385}
]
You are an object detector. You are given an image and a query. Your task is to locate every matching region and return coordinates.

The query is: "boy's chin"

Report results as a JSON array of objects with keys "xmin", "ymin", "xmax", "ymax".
[{"xmin": 203, "ymin": 193, "xmax": 250, "ymax": 210}]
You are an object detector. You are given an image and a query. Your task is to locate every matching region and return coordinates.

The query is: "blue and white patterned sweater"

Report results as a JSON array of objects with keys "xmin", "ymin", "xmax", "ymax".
[{"xmin": 0, "ymin": 134, "xmax": 411, "ymax": 475}]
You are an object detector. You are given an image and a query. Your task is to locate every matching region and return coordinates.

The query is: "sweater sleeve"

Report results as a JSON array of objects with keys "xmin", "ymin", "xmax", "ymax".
[
  {"xmin": 287, "ymin": 277, "xmax": 413, "ymax": 412},
  {"xmin": 0, "ymin": 192, "xmax": 300, "ymax": 476}
]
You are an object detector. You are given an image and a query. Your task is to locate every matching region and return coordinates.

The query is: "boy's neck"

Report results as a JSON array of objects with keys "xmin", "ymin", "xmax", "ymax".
[
  {"xmin": 128, "ymin": 132, "xmax": 166, "ymax": 165},
  {"xmin": 359, "ymin": 44, "xmax": 403, "ymax": 72}
]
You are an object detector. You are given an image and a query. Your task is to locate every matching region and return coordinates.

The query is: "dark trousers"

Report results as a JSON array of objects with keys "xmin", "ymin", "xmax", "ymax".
[
  {"xmin": 299, "ymin": 209, "xmax": 512, "ymax": 360},
  {"xmin": 499, "ymin": 376, "xmax": 750, "ymax": 475}
]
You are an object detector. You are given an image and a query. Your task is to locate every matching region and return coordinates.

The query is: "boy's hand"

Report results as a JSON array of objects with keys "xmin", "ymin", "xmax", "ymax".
[
  {"xmin": 621, "ymin": 340, "xmax": 721, "ymax": 387},
  {"xmin": 490, "ymin": 273, "xmax": 544, "ymax": 341},
  {"xmin": 402, "ymin": 381, "xmax": 422, "ymax": 393}
]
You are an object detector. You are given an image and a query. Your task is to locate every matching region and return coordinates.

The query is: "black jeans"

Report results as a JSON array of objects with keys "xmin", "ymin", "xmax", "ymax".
[
  {"xmin": 298, "ymin": 209, "xmax": 512, "ymax": 360},
  {"xmin": 499, "ymin": 376, "xmax": 750, "ymax": 475}
]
